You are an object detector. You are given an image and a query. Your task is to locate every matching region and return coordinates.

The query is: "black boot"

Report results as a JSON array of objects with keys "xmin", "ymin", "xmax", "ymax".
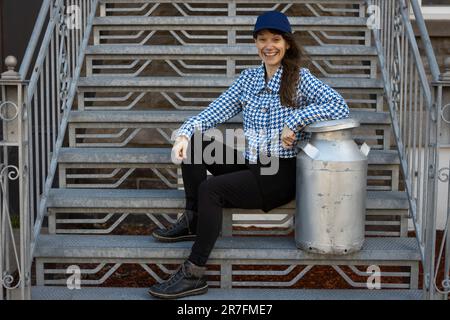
[
  {"xmin": 152, "ymin": 210, "xmax": 197, "ymax": 242},
  {"xmin": 148, "ymin": 260, "xmax": 208, "ymax": 299}
]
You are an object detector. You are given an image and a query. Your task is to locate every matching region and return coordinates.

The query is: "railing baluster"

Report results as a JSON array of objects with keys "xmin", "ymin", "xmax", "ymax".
[
  {"xmin": 407, "ymin": 52, "xmax": 413, "ymax": 182},
  {"xmin": 40, "ymin": 65, "xmax": 46, "ymax": 194},
  {"xmin": 422, "ymin": 89, "xmax": 430, "ymax": 247},
  {"xmin": 56, "ymin": 15, "xmax": 61, "ymax": 131},
  {"xmin": 411, "ymin": 67, "xmax": 418, "ymax": 205},
  {"xmin": 45, "ymin": 50, "xmax": 51, "ymax": 170},
  {"xmin": 416, "ymin": 73, "xmax": 425, "ymax": 230}
]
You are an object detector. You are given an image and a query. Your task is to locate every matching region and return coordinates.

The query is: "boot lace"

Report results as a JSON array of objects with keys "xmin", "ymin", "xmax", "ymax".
[
  {"xmin": 164, "ymin": 265, "xmax": 188, "ymax": 287},
  {"xmin": 165, "ymin": 211, "xmax": 191, "ymax": 232}
]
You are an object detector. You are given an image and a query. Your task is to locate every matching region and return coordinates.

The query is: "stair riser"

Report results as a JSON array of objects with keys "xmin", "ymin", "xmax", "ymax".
[
  {"xmin": 98, "ymin": 0, "xmax": 367, "ymax": 20},
  {"xmin": 34, "ymin": 258, "xmax": 419, "ymax": 290},
  {"xmin": 92, "ymin": 26, "xmax": 371, "ymax": 46},
  {"xmin": 85, "ymin": 55, "xmax": 378, "ymax": 79},
  {"xmin": 76, "ymin": 87, "xmax": 383, "ymax": 111},
  {"xmin": 57, "ymin": 163, "xmax": 400, "ymax": 190},
  {"xmin": 47, "ymin": 207, "xmax": 408, "ymax": 237},
  {"xmin": 67, "ymin": 123, "xmax": 391, "ymax": 151}
]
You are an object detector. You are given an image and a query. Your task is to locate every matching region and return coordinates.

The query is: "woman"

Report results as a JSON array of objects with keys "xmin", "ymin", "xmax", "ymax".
[{"xmin": 148, "ymin": 11, "xmax": 349, "ymax": 299}]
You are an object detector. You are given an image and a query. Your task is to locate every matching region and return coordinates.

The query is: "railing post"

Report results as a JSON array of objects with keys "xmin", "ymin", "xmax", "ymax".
[
  {"xmin": 0, "ymin": 56, "xmax": 31, "ymax": 300},
  {"xmin": 423, "ymin": 85, "xmax": 440, "ymax": 300},
  {"xmin": 434, "ymin": 56, "xmax": 450, "ymax": 300}
]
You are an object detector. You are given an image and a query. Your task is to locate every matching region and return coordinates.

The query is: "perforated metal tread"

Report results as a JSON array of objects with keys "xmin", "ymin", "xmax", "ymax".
[
  {"xmin": 92, "ymin": 16, "xmax": 369, "ymax": 27},
  {"xmin": 85, "ymin": 44, "xmax": 378, "ymax": 57},
  {"xmin": 68, "ymin": 110, "xmax": 390, "ymax": 125},
  {"xmin": 31, "ymin": 286, "xmax": 423, "ymax": 300},
  {"xmin": 77, "ymin": 76, "xmax": 383, "ymax": 89},
  {"xmin": 46, "ymin": 189, "xmax": 409, "ymax": 210},
  {"xmin": 58, "ymin": 147, "xmax": 399, "ymax": 165},
  {"xmin": 34, "ymin": 235, "xmax": 421, "ymax": 261}
]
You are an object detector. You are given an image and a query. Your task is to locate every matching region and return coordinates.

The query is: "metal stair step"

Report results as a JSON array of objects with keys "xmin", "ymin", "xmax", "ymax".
[
  {"xmin": 34, "ymin": 234, "xmax": 420, "ymax": 261},
  {"xmin": 58, "ymin": 147, "xmax": 400, "ymax": 166},
  {"xmin": 68, "ymin": 109, "xmax": 242, "ymax": 124},
  {"xmin": 46, "ymin": 188, "xmax": 409, "ymax": 211},
  {"xmin": 31, "ymin": 286, "xmax": 423, "ymax": 300},
  {"xmin": 93, "ymin": 16, "xmax": 368, "ymax": 28},
  {"xmin": 68, "ymin": 110, "xmax": 390, "ymax": 125},
  {"xmin": 85, "ymin": 44, "xmax": 378, "ymax": 57},
  {"xmin": 97, "ymin": 0, "xmax": 366, "ymax": 9},
  {"xmin": 98, "ymin": 0, "xmax": 366, "ymax": 7},
  {"xmin": 77, "ymin": 76, "xmax": 384, "ymax": 90}
]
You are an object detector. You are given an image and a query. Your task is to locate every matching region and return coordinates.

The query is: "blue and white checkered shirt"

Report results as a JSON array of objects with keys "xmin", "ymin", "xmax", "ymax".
[{"xmin": 176, "ymin": 63, "xmax": 350, "ymax": 162}]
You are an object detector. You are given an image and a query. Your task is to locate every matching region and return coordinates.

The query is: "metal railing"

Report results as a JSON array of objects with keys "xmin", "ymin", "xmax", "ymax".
[
  {"xmin": 0, "ymin": 0, "xmax": 98, "ymax": 299},
  {"xmin": 366, "ymin": 0, "xmax": 449, "ymax": 299}
]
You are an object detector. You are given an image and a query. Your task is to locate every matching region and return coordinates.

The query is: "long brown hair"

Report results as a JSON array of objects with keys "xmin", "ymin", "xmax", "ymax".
[{"xmin": 253, "ymin": 29, "xmax": 303, "ymax": 108}]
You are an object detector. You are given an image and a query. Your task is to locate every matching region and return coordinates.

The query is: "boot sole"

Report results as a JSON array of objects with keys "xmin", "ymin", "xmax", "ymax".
[
  {"xmin": 152, "ymin": 232, "xmax": 196, "ymax": 242},
  {"xmin": 148, "ymin": 284, "xmax": 208, "ymax": 300}
]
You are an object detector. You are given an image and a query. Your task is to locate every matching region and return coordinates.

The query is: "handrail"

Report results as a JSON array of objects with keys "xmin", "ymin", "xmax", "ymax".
[
  {"xmin": 409, "ymin": 0, "xmax": 440, "ymax": 82},
  {"xmin": 18, "ymin": 0, "xmax": 52, "ymax": 80},
  {"xmin": 399, "ymin": 1, "xmax": 432, "ymax": 109}
]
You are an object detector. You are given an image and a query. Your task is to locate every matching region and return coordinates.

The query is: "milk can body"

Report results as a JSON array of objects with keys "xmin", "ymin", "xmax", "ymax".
[{"xmin": 295, "ymin": 118, "xmax": 369, "ymax": 254}]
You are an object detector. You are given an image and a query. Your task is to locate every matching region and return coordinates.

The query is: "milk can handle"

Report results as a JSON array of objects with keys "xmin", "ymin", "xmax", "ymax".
[
  {"xmin": 298, "ymin": 141, "xmax": 320, "ymax": 160},
  {"xmin": 360, "ymin": 142, "xmax": 371, "ymax": 157},
  {"xmin": 298, "ymin": 141, "xmax": 371, "ymax": 159}
]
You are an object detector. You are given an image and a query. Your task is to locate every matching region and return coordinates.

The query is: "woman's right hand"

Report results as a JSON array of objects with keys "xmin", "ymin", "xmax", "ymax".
[{"xmin": 172, "ymin": 135, "xmax": 189, "ymax": 163}]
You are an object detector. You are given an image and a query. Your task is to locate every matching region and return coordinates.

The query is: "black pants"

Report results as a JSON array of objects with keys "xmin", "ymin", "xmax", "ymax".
[{"xmin": 181, "ymin": 132, "xmax": 265, "ymax": 266}]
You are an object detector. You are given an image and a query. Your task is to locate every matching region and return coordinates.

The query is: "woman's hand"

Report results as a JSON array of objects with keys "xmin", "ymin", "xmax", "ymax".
[
  {"xmin": 281, "ymin": 125, "xmax": 296, "ymax": 149},
  {"xmin": 172, "ymin": 135, "xmax": 189, "ymax": 163}
]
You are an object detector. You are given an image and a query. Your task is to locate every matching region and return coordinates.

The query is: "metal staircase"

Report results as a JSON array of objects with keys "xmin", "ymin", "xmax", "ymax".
[{"xmin": 1, "ymin": 0, "xmax": 449, "ymax": 300}]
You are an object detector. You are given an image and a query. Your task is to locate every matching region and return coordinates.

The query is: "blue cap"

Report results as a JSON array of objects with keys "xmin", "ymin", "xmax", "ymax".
[{"xmin": 253, "ymin": 11, "xmax": 292, "ymax": 35}]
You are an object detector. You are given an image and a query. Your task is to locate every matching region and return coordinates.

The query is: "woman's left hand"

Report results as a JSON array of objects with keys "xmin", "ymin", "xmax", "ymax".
[{"xmin": 281, "ymin": 125, "xmax": 296, "ymax": 149}]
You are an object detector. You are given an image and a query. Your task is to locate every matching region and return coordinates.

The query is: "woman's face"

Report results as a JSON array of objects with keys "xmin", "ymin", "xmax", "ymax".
[{"xmin": 254, "ymin": 29, "xmax": 290, "ymax": 70}]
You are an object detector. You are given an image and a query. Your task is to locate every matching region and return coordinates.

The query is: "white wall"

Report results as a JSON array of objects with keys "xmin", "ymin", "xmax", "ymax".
[
  {"xmin": 412, "ymin": 0, "xmax": 450, "ymax": 20},
  {"xmin": 436, "ymin": 148, "xmax": 450, "ymax": 230},
  {"xmin": 407, "ymin": 148, "xmax": 450, "ymax": 231}
]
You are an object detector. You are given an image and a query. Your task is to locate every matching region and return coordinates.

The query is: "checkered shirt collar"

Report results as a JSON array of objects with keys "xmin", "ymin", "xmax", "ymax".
[{"xmin": 254, "ymin": 62, "xmax": 283, "ymax": 95}]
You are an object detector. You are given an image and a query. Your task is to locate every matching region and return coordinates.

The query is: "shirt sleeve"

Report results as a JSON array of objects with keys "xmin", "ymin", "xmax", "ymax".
[
  {"xmin": 284, "ymin": 68, "xmax": 350, "ymax": 132},
  {"xmin": 175, "ymin": 69, "xmax": 248, "ymax": 139}
]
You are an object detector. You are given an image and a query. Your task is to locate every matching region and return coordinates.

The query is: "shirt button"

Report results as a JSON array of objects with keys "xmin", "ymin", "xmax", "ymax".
[
  {"xmin": 265, "ymin": 87, "xmax": 271, "ymax": 94},
  {"xmin": 259, "ymin": 129, "xmax": 265, "ymax": 135},
  {"xmin": 251, "ymin": 147, "xmax": 257, "ymax": 154},
  {"xmin": 261, "ymin": 108, "xmax": 268, "ymax": 113}
]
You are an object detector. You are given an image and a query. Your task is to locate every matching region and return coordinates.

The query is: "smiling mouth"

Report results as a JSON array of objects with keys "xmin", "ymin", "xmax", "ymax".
[{"xmin": 263, "ymin": 51, "xmax": 278, "ymax": 57}]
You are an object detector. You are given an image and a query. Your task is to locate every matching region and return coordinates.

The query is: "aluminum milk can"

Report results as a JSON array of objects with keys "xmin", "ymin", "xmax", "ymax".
[{"xmin": 295, "ymin": 118, "xmax": 370, "ymax": 254}]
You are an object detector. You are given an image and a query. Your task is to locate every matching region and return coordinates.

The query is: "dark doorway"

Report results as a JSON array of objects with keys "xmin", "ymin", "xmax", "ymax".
[{"xmin": 0, "ymin": 0, "xmax": 44, "ymax": 74}]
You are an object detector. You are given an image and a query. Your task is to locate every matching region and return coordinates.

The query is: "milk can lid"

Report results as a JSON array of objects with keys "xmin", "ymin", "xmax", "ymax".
[{"xmin": 304, "ymin": 118, "xmax": 360, "ymax": 133}]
